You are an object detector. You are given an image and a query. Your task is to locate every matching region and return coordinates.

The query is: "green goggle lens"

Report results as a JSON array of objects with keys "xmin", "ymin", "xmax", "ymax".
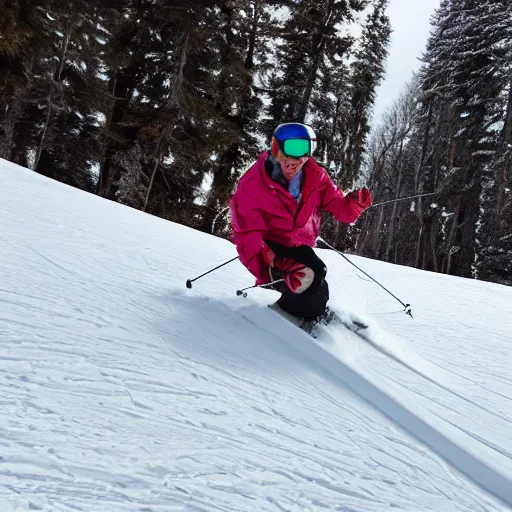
[{"xmin": 282, "ymin": 138, "xmax": 311, "ymax": 158}]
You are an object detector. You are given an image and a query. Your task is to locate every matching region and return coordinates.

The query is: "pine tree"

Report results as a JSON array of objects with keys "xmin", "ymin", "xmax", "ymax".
[
  {"xmin": 267, "ymin": 0, "xmax": 370, "ymax": 129},
  {"xmin": 31, "ymin": 0, "xmax": 107, "ymax": 191},
  {"xmin": 96, "ymin": 0, "xmax": 159, "ymax": 201},
  {"xmin": 307, "ymin": 0, "xmax": 390, "ymax": 250},
  {"xmin": 417, "ymin": 0, "xmax": 512, "ymax": 279},
  {"xmin": 340, "ymin": 0, "xmax": 390, "ymax": 186},
  {"xmin": 95, "ymin": 1, "xmax": 211, "ymax": 221},
  {"xmin": 360, "ymin": 0, "xmax": 512, "ymax": 286},
  {"xmin": 198, "ymin": 0, "xmax": 264, "ymax": 236},
  {"xmin": 0, "ymin": 0, "xmax": 40, "ymax": 160},
  {"xmin": 474, "ymin": 1, "xmax": 512, "ymax": 283},
  {"xmin": 1, "ymin": 0, "xmax": 107, "ymax": 190}
]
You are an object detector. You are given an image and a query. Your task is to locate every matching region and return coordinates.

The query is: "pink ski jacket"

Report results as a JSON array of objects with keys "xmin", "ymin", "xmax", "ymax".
[{"xmin": 230, "ymin": 152, "xmax": 366, "ymax": 284}]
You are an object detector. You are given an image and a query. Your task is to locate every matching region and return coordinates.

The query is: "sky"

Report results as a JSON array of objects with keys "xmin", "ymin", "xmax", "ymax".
[
  {"xmin": 2, "ymin": 157, "xmax": 512, "ymax": 511},
  {"xmin": 372, "ymin": 0, "xmax": 442, "ymax": 126}
]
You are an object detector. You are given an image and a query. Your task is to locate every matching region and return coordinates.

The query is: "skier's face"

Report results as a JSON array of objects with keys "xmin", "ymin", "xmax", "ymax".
[{"xmin": 277, "ymin": 152, "xmax": 308, "ymax": 181}]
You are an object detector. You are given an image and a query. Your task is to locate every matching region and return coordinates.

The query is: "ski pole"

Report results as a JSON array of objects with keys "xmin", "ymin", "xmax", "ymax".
[
  {"xmin": 317, "ymin": 237, "xmax": 413, "ymax": 318},
  {"xmin": 236, "ymin": 279, "xmax": 285, "ymax": 298},
  {"xmin": 367, "ymin": 192, "xmax": 436, "ymax": 210},
  {"xmin": 186, "ymin": 256, "xmax": 239, "ymax": 289}
]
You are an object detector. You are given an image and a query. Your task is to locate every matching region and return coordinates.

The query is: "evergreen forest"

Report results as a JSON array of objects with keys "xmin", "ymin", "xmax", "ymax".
[{"xmin": 1, "ymin": 0, "xmax": 511, "ymax": 285}]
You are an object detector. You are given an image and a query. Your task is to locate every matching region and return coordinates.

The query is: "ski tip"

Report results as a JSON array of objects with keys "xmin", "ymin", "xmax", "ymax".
[{"xmin": 352, "ymin": 320, "xmax": 369, "ymax": 330}]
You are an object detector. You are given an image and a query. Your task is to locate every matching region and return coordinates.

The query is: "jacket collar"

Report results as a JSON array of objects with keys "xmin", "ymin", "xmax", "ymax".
[{"xmin": 258, "ymin": 151, "xmax": 324, "ymax": 191}]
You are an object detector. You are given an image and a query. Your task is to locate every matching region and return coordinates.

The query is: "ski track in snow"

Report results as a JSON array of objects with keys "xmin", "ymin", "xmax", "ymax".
[
  {"xmin": 241, "ymin": 305, "xmax": 512, "ymax": 505},
  {"xmin": 1, "ymin": 160, "xmax": 511, "ymax": 511},
  {"xmin": 346, "ymin": 322, "xmax": 512, "ymax": 432}
]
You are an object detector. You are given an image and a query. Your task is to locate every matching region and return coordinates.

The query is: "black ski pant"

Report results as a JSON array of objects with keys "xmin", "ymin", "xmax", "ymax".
[{"xmin": 265, "ymin": 240, "xmax": 329, "ymax": 321}]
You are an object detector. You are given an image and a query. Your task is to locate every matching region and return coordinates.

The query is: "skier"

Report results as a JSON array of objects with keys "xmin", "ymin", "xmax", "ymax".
[{"xmin": 230, "ymin": 122, "xmax": 372, "ymax": 325}]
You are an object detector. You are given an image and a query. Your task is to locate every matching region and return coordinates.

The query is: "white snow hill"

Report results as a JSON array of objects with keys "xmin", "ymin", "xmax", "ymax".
[{"xmin": 1, "ymin": 158, "xmax": 512, "ymax": 512}]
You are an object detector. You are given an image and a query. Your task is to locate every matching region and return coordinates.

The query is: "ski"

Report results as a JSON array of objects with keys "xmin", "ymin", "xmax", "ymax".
[{"xmin": 268, "ymin": 302, "xmax": 369, "ymax": 339}]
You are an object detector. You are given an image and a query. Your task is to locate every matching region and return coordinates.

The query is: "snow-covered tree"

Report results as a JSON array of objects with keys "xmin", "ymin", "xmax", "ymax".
[{"xmin": 361, "ymin": 0, "xmax": 512, "ymax": 285}]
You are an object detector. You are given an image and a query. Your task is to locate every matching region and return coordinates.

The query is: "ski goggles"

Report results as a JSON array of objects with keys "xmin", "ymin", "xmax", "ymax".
[{"xmin": 278, "ymin": 138, "xmax": 314, "ymax": 159}]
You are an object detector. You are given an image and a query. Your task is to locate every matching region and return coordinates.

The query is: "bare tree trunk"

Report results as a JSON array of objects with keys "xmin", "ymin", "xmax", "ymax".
[
  {"xmin": 374, "ymin": 204, "xmax": 387, "ymax": 259},
  {"xmin": 356, "ymin": 137, "xmax": 394, "ymax": 254},
  {"xmin": 385, "ymin": 139, "xmax": 405, "ymax": 260},
  {"xmin": 298, "ymin": 0, "xmax": 334, "ymax": 121},
  {"xmin": 445, "ymin": 200, "xmax": 461, "ymax": 274},
  {"xmin": 166, "ymin": 32, "xmax": 189, "ymax": 111},
  {"xmin": 385, "ymin": 173, "xmax": 402, "ymax": 261},
  {"xmin": 143, "ymin": 31, "xmax": 190, "ymax": 211},
  {"xmin": 430, "ymin": 220, "xmax": 438, "ymax": 273},
  {"xmin": 34, "ymin": 95, "xmax": 53, "ymax": 170},
  {"xmin": 414, "ymin": 99, "xmax": 434, "ymax": 267},
  {"xmin": 327, "ymin": 93, "xmax": 343, "ymax": 165},
  {"xmin": 497, "ymin": 78, "xmax": 512, "ymax": 218},
  {"xmin": 1, "ymin": 101, "xmax": 20, "ymax": 160},
  {"xmin": 393, "ymin": 216, "xmax": 401, "ymax": 264},
  {"xmin": 245, "ymin": 0, "xmax": 261, "ymax": 70},
  {"xmin": 56, "ymin": 28, "xmax": 70, "ymax": 83},
  {"xmin": 143, "ymin": 142, "xmax": 163, "ymax": 212},
  {"xmin": 35, "ymin": 27, "xmax": 71, "ymax": 170},
  {"xmin": 298, "ymin": 52, "xmax": 321, "ymax": 122},
  {"xmin": 501, "ymin": 78, "xmax": 512, "ymax": 145},
  {"xmin": 416, "ymin": 225, "xmax": 424, "ymax": 268},
  {"xmin": 97, "ymin": 76, "xmax": 117, "ymax": 197}
]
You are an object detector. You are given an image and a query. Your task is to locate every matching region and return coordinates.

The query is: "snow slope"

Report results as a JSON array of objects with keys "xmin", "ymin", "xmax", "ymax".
[{"xmin": 1, "ymin": 158, "xmax": 511, "ymax": 512}]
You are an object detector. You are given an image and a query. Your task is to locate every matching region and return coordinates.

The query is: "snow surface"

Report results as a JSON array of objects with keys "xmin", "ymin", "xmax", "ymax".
[{"xmin": 1, "ymin": 158, "xmax": 512, "ymax": 512}]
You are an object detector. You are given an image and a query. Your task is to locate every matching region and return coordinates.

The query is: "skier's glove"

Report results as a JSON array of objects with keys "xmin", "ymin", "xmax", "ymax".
[
  {"xmin": 347, "ymin": 188, "xmax": 372, "ymax": 208},
  {"xmin": 284, "ymin": 262, "xmax": 315, "ymax": 294},
  {"xmin": 261, "ymin": 242, "xmax": 314, "ymax": 293}
]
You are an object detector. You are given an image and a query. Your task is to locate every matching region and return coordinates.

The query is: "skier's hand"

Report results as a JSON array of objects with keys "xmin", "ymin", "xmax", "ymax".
[
  {"xmin": 262, "ymin": 244, "xmax": 299, "ymax": 275},
  {"xmin": 261, "ymin": 243, "xmax": 314, "ymax": 293},
  {"xmin": 285, "ymin": 262, "xmax": 315, "ymax": 294},
  {"xmin": 347, "ymin": 188, "xmax": 372, "ymax": 208},
  {"xmin": 261, "ymin": 242, "xmax": 276, "ymax": 267}
]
